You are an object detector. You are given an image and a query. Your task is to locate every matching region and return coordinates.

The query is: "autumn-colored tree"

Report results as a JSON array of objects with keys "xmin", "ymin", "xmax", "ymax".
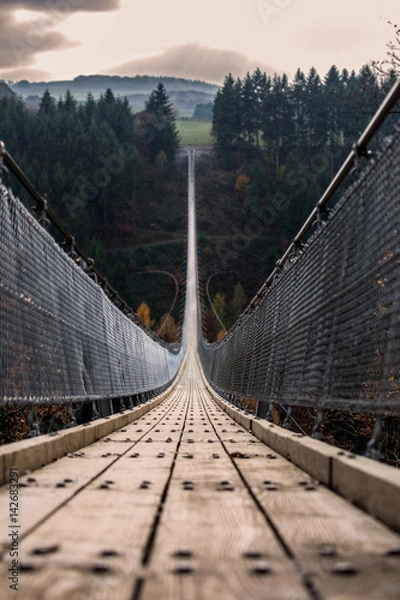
[
  {"xmin": 235, "ymin": 173, "xmax": 250, "ymax": 193},
  {"xmin": 137, "ymin": 301, "xmax": 155, "ymax": 329},
  {"xmin": 156, "ymin": 313, "xmax": 181, "ymax": 343}
]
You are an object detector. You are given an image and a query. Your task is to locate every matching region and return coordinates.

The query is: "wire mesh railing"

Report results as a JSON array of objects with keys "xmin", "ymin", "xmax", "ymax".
[
  {"xmin": 199, "ymin": 80, "xmax": 400, "ymax": 422},
  {"xmin": 1, "ymin": 78, "xmax": 399, "ymax": 453},
  {"xmin": 0, "ymin": 145, "xmax": 184, "ymax": 412}
]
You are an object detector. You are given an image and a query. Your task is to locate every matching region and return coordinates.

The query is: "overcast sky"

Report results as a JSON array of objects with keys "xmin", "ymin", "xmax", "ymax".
[{"xmin": 0, "ymin": 0, "xmax": 398, "ymax": 83}]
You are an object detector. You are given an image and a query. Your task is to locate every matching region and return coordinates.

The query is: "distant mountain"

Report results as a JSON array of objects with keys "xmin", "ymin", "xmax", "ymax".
[{"xmin": 10, "ymin": 75, "xmax": 219, "ymax": 115}]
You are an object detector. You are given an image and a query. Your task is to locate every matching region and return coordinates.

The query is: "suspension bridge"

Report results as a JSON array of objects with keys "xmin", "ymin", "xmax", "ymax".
[{"xmin": 0, "ymin": 82, "xmax": 400, "ymax": 599}]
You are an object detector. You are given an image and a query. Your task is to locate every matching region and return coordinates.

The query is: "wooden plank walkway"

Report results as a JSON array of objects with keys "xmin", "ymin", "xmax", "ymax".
[{"xmin": 0, "ymin": 353, "xmax": 400, "ymax": 599}]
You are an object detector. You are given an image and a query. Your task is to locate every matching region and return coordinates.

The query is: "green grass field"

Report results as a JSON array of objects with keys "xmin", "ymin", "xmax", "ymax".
[
  {"xmin": 176, "ymin": 120, "xmax": 213, "ymax": 146},
  {"xmin": 177, "ymin": 109, "xmax": 194, "ymax": 119}
]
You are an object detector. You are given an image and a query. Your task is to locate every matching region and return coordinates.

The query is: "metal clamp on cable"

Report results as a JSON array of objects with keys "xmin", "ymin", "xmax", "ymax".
[
  {"xmin": 272, "ymin": 260, "xmax": 283, "ymax": 283},
  {"xmin": 349, "ymin": 141, "xmax": 375, "ymax": 179},
  {"xmin": 86, "ymin": 259, "xmax": 99, "ymax": 284},
  {"xmin": 31, "ymin": 194, "xmax": 50, "ymax": 229},
  {"xmin": 312, "ymin": 205, "xmax": 331, "ymax": 231},
  {"xmin": 65, "ymin": 236, "xmax": 78, "ymax": 260},
  {"xmin": 37, "ymin": 196, "xmax": 51, "ymax": 229},
  {"xmin": 350, "ymin": 149, "xmax": 363, "ymax": 179},
  {"xmin": 351, "ymin": 141, "xmax": 375, "ymax": 179},
  {"xmin": 353, "ymin": 139, "xmax": 375, "ymax": 160},
  {"xmin": 288, "ymin": 240, "xmax": 303, "ymax": 263}
]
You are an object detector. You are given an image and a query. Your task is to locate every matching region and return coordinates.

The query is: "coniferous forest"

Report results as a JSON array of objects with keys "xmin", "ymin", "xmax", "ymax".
[
  {"xmin": 212, "ymin": 65, "xmax": 397, "ymax": 160},
  {"xmin": 198, "ymin": 64, "xmax": 398, "ymax": 340},
  {"xmin": 0, "ymin": 83, "xmax": 186, "ymax": 332},
  {"xmin": 0, "ymin": 63, "xmax": 398, "ymax": 341}
]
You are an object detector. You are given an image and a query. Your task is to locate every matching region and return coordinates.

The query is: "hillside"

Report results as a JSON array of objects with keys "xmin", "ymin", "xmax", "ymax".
[
  {"xmin": 3, "ymin": 64, "xmax": 395, "ymax": 340},
  {"xmin": 10, "ymin": 75, "xmax": 218, "ymax": 114}
]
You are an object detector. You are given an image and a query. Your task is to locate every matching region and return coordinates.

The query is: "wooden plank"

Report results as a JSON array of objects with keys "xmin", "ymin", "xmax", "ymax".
[
  {"xmin": 0, "ymin": 389, "xmax": 189, "ymax": 600},
  {"xmin": 0, "ymin": 398, "xmax": 186, "ymax": 600},
  {"xmin": 0, "ymin": 403, "xmax": 150, "ymax": 486},
  {"xmin": 0, "ymin": 363, "xmax": 186, "ymax": 487},
  {"xmin": 332, "ymin": 452, "xmax": 400, "ymax": 532},
  {"xmin": 140, "ymin": 375, "xmax": 310, "ymax": 600},
  {"xmin": 200, "ymin": 366, "xmax": 253, "ymax": 431},
  {"xmin": 204, "ymin": 395, "xmax": 400, "ymax": 599},
  {"xmin": 0, "ymin": 490, "xmax": 163, "ymax": 600},
  {"xmin": 0, "ymin": 439, "xmax": 134, "ymax": 554},
  {"xmin": 0, "ymin": 394, "xmax": 184, "ymax": 553},
  {"xmin": 205, "ymin": 374, "xmax": 400, "ymax": 532}
]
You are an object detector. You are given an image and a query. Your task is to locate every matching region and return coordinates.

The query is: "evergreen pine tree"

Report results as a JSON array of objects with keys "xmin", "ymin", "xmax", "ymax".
[
  {"xmin": 212, "ymin": 73, "xmax": 242, "ymax": 154},
  {"xmin": 141, "ymin": 83, "xmax": 180, "ymax": 162},
  {"xmin": 305, "ymin": 67, "xmax": 326, "ymax": 147},
  {"xmin": 290, "ymin": 69, "xmax": 307, "ymax": 148}
]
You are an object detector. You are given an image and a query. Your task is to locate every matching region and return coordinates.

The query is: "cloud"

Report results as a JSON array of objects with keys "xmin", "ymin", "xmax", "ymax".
[
  {"xmin": 0, "ymin": 1, "xmax": 120, "ymax": 11},
  {"xmin": 0, "ymin": 1, "xmax": 120, "ymax": 80},
  {"xmin": 0, "ymin": 10, "xmax": 75, "ymax": 71},
  {"xmin": 103, "ymin": 43, "xmax": 279, "ymax": 84}
]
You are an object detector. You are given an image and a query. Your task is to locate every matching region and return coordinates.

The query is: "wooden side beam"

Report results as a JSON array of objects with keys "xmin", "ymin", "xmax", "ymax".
[
  {"xmin": 201, "ymin": 373, "xmax": 400, "ymax": 533},
  {"xmin": 0, "ymin": 366, "xmax": 185, "ymax": 486}
]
